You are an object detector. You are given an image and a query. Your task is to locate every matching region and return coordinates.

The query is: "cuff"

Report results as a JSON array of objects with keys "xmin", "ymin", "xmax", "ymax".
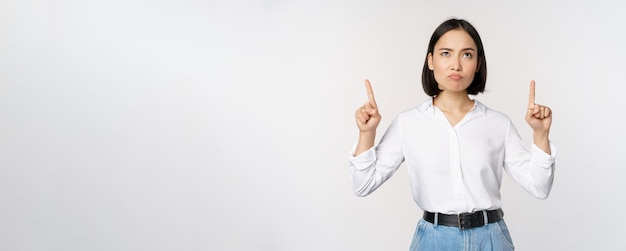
[
  {"xmin": 349, "ymin": 144, "xmax": 377, "ymax": 171},
  {"xmin": 531, "ymin": 141, "xmax": 557, "ymax": 168}
]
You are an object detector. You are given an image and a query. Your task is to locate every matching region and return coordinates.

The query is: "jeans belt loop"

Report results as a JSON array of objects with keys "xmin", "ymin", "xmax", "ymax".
[
  {"xmin": 434, "ymin": 212, "xmax": 439, "ymax": 226},
  {"xmin": 483, "ymin": 210, "xmax": 488, "ymax": 227}
]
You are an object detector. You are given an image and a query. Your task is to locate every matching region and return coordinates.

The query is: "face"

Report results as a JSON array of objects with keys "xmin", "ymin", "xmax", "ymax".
[{"xmin": 427, "ymin": 29, "xmax": 479, "ymax": 94}]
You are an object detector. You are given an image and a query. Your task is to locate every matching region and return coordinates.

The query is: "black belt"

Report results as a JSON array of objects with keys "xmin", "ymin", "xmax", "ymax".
[{"xmin": 423, "ymin": 209, "xmax": 504, "ymax": 230}]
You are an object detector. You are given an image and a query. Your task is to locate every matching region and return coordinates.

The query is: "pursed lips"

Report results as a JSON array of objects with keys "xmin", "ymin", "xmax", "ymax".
[{"xmin": 448, "ymin": 74, "xmax": 463, "ymax": 80}]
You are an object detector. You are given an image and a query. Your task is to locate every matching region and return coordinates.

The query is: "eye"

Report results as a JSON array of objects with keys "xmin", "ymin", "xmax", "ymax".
[
  {"xmin": 440, "ymin": 51, "xmax": 450, "ymax": 56},
  {"xmin": 462, "ymin": 52, "xmax": 473, "ymax": 58}
]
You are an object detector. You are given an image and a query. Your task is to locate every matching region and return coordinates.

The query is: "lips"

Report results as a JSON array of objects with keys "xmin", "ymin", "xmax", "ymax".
[{"xmin": 448, "ymin": 74, "xmax": 462, "ymax": 80}]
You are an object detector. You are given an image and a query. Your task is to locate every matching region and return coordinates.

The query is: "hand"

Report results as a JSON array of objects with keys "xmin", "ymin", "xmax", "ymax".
[
  {"xmin": 525, "ymin": 80, "xmax": 552, "ymax": 133},
  {"xmin": 355, "ymin": 79, "xmax": 381, "ymax": 133}
]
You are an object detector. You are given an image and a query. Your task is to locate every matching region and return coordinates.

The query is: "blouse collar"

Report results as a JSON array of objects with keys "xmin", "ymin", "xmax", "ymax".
[{"xmin": 418, "ymin": 96, "xmax": 487, "ymax": 116}]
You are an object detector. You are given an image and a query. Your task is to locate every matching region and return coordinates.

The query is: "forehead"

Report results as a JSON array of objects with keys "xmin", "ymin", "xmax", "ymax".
[{"xmin": 435, "ymin": 29, "xmax": 477, "ymax": 49}]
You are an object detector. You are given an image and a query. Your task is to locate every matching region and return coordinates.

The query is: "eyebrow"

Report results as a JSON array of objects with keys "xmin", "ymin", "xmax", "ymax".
[{"xmin": 438, "ymin": 47, "xmax": 476, "ymax": 51}]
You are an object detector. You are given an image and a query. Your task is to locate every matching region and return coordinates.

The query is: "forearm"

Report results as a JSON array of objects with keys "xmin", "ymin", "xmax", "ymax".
[
  {"xmin": 354, "ymin": 131, "xmax": 376, "ymax": 156},
  {"xmin": 533, "ymin": 130, "xmax": 551, "ymax": 155}
]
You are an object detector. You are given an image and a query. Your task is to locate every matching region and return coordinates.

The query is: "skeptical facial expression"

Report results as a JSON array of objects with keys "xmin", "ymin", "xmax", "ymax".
[{"xmin": 428, "ymin": 29, "xmax": 479, "ymax": 94}]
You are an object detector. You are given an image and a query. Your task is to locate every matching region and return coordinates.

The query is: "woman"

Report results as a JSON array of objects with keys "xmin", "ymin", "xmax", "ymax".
[{"xmin": 349, "ymin": 18, "xmax": 555, "ymax": 251}]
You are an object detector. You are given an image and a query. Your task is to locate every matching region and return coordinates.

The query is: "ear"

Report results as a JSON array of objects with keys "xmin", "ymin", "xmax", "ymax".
[
  {"xmin": 475, "ymin": 58, "xmax": 481, "ymax": 73},
  {"xmin": 427, "ymin": 53, "xmax": 434, "ymax": 70}
]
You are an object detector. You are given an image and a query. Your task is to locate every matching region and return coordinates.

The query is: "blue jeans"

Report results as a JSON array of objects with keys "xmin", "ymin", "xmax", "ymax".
[{"xmin": 410, "ymin": 219, "xmax": 515, "ymax": 251}]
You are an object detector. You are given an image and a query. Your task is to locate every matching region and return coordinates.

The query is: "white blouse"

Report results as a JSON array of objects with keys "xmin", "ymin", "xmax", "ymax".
[{"xmin": 349, "ymin": 98, "xmax": 556, "ymax": 214}]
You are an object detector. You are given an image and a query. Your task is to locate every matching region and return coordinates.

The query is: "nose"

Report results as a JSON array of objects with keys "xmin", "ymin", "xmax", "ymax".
[{"xmin": 451, "ymin": 57, "xmax": 462, "ymax": 71}]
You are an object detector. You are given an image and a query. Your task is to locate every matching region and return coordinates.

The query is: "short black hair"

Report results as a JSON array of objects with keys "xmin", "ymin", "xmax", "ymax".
[{"xmin": 421, "ymin": 18, "xmax": 487, "ymax": 96}]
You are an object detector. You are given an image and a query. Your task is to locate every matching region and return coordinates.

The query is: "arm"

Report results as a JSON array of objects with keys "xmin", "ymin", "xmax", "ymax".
[
  {"xmin": 504, "ymin": 80, "xmax": 556, "ymax": 199},
  {"xmin": 349, "ymin": 80, "xmax": 404, "ymax": 197}
]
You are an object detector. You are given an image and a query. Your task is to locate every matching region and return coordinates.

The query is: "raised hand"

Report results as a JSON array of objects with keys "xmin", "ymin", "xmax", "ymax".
[
  {"xmin": 355, "ymin": 79, "xmax": 381, "ymax": 133},
  {"xmin": 525, "ymin": 80, "xmax": 552, "ymax": 133}
]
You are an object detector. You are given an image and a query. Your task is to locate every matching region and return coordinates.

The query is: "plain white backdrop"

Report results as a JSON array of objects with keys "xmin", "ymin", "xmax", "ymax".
[{"xmin": 1, "ymin": 0, "xmax": 626, "ymax": 250}]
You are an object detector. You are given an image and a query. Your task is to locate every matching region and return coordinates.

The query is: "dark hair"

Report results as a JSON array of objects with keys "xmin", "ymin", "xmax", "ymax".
[{"xmin": 421, "ymin": 19, "xmax": 487, "ymax": 96}]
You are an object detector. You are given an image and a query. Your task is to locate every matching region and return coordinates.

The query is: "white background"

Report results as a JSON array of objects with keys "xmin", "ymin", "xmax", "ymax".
[{"xmin": 1, "ymin": 0, "xmax": 625, "ymax": 250}]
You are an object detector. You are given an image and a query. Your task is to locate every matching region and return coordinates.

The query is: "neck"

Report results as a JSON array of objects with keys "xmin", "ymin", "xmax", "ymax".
[{"xmin": 433, "ymin": 91, "xmax": 473, "ymax": 112}]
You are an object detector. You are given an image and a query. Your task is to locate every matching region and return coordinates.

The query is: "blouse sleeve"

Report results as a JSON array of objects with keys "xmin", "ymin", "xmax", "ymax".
[
  {"xmin": 348, "ymin": 116, "xmax": 405, "ymax": 197},
  {"xmin": 503, "ymin": 120, "xmax": 557, "ymax": 199}
]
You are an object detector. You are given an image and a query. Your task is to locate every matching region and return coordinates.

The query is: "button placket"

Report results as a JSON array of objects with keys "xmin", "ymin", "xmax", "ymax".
[{"xmin": 449, "ymin": 127, "xmax": 465, "ymax": 204}]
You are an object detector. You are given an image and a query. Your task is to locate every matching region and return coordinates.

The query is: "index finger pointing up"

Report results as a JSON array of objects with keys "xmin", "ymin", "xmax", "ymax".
[
  {"xmin": 528, "ymin": 80, "xmax": 536, "ymax": 108},
  {"xmin": 365, "ymin": 79, "xmax": 377, "ymax": 107}
]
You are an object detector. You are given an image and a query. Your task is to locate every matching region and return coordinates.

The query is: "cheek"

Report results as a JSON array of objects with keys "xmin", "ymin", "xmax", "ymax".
[
  {"xmin": 432, "ymin": 59, "xmax": 448, "ymax": 72},
  {"xmin": 464, "ymin": 60, "xmax": 478, "ymax": 72},
  {"xmin": 461, "ymin": 63, "xmax": 478, "ymax": 81}
]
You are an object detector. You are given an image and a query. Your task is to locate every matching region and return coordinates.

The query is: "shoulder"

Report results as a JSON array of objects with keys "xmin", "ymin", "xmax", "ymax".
[
  {"xmin": 474, "ymin": 99, "xmax": 513, "ymax": 123},
  {"xmin": 391, "ymin": 99, "xmax": 436, "ymax": 128},
  {"xmin": 398, "ymin": 98, "xmax": 432, "ymax": 117}
]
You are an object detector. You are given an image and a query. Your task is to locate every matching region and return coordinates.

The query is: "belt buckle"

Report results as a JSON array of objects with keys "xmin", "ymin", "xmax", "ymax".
[{"xmin": 458, "ymin": 213, "xmax": 472, "ymax": 230}]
